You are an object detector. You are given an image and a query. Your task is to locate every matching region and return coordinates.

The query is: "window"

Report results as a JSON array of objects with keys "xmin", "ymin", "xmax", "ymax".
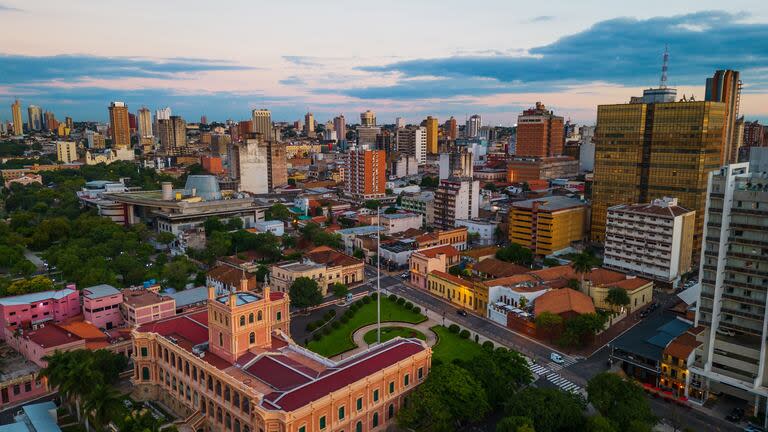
[
  {"xmin": 418, "ymin": 367, "xmax": 423, "ymax": 380},
  {"xmin": 319, "ymin": 416, "xmax": 327, "ymax": 429},
  {"xmin": 356, "ymin": 397, "xmax": 363, "ymax": 411},
  {"xmin": 338, "ymin": 406, "xmax": 345, "ymax": 420},
  {"xmin": 219, "ymin": 333, "xmax": 223, "ymax": 346},
  {"xmin": 240, "ymin": 316, "xmax": 246, "ymax": 327},
  {"xmin": 249, "ymin": 313, "xmax": 254, "ymax": 323},
  {"xmin": 140, "ymin": 347, "xmax": 148, "ymax": 357},
  {"xmin": 258, "ymin": 310, "xmax": 263, "ymax": 321},
  {"xmin": 388, "ymin": 403, "xmax": 394, "ymax": 419},
  {"xmin": 372, "ymin": 412, "xmax": 379, "ymax": 428},
  {"xmin": 276, "ymin": 311, "xmax": 281, "ymax": 321},
  {"xmin": 404, "ymin": 374, "xmax": 410, "ymax": 386},
  {"xmin": 141, "ymin": 367, "xmax": 150, "ymax": 380},
  {"xmin": 373, "ymin": 389, "xmax": 379, "ymax": 402},
  {"xmin": 299, "ymin": 426, "xmax": 306, "ymax": 432},
  {"xmin": 389, "ymin": 381, "xmax": 395, "ymax": 394},
  {"xmin": 356, "ymin": 422, "xmax": 362, "ymax": 432},
  {"xmin": 249, "ymin": 332, "xmax": 255, "ymax": 344}
]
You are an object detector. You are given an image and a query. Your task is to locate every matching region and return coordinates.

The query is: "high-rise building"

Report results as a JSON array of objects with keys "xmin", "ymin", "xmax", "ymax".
[
  {"xmin": 434, "ymin": 178, "xmax": 480, "ymax": 229},
  {"xmin": 691, "ymin": 163, "xmax": 768, "ymax": 411},
  {"xmin": 137, "ymin": 107, "xmax": 152, "ymax": 138},
  {"xmin": 43, "ymin": 111, "xmax": 57, "ymax": 132},
  {"xmin": 154, "ymin": 107, "xmax": 171, "ymax": 136},
  {"xmin": 108, "ymin": 101, "xmax": 131, "ymax": 149},
  {"xmin": 395, "ymin": 117, "xmax": 406, "ymax": 129},
  {"xmin": 304, "ymin": 112, "xmax": 315, "ymax": 136},
  {"xmin": 590, "ymin": 94, "xmax": 726, "ymax": 261},
  {"xmin": 11, "ymin": 99, "xmax": 23, "ymax": 135},
  {"xmin": 86, "ymin": 130, "xmax": 106, "ymax": 149},
  {"xmin": 200, "ymin": 115, "xmax": 207, "ymax": 125},
  {"xmin": 27, "ymin": 105, "xmax": 42, "ymax": 131},
  {"xmin": 65, "ymin": 116, "xmax": 73, "ymax": 130},
  {"xmin": 706, "ymin": 70, "xmax": 742, "ymax": 164},
  {"xmin": 515, "ymin": 102, "xmax": 565, "ymax": 157},
  {"xmin": 466, "ymin": 114, "xmax": 481, "ymax": 138},
  {"xmin": 128, "ymin": 112, "xmax": 137, "ymax": 132},
  {"xmin": 425, "ymin": 116, "xmax": 439, "ymax": 154},
  {"xmin": 395, "ymin": 126, "xmax": 427, "ymax": 164},
  {"xmin": 55, "ymin": 141, "xmax": 77, "ymax": 164},
  {"xmin": 743, "ymin": 120, "xmax": 765, "ymax": 148},
  {"xmin": 231, "ymin": 135, "xmax": 287, "ymax": 193},
  {"xmin": 333, "ymin": 115, "xmax": 347, "ymax": 144},
  {"xmin": 360, "ymin": 110, "xmax": 376, "ymax": 127},
  {"xmin": 158, "ymin": 116, "xmax": 187, "ymax": 154},
  {"xmin": 356, "ymin": 126, "xmax": 380, "ymax": 148},
  {"xmin": 445, "ymin": 117, "xmax": 458, "ymax": 140},
  {"xmin": 509, "ymin": 196, "xmax": 586, "ymax": 255},
  {"xmin": 344, "ymin": 149, "xmax": 386, "ymax": 199},
  {"xmin": 251, "ymin": 109, "xmax": 272, "ymax": 139}
]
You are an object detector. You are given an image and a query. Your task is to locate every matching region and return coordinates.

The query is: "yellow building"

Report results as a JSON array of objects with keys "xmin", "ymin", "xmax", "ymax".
[
  {"xmin": 55, "ymin": 141, "xmax": 77, "ymax": 164},
  {"xmin": 425, "ymin": 116, "xmax": 438, "ymax": 154},
  {"xmin": 270, "ymin": 246, "xmax": 364, "ymax": 295},
  {"xmin": 426, "ymin": 271, "xmax": 488, "ymax": 314},
  {"xmin": 11, "ymin": 99, "xmax": 23, "ymax": 136},
  {"xmin": 582, "ymin": 268, "xmax": 654, "ymax": 313},
  {"xmin": 660, "ymin": 328, "xmax": 703, "ymax": 397},
  {"xmin": 590, "ymin": 99, "xmax": 726, "ymax": 262},
  {"xmin": 509, "ymin": 196, "xmax": 586, "ymax": 255}
]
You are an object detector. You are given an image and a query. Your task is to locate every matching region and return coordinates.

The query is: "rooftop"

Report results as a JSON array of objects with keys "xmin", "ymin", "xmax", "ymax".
[
  {"xmin": 511, "ymin": 196, "xmax": 585, "ymax": 212},
  {"xmin": 167, "ymin": 286, "xmax": 209, "ymax": 308},
  {"xmin": 614, "ymin": 313, "xmax": 691, "ymax": 361},
  {"xmin": 82, "ymin": 284, "xmax": 121, "ymax": 299},
  {"xmin": 534, "ymin": 288, "xmax": 595, "ymax": 316},
  {"xmin": 336, "ymin": 225, "xmax": 384, "ymax": 236},
  {"xmin": 381, "ymin": 212, "xmax": 420, "ymax": 220},
  {"xmin": 215, "ymin": 292, "xmax": 262, "ymax": 306},
  {"xmin": 305, "ymin": 246, "xmax": 362, "ymax": 267},
  {"xmin": 0, "ymin": 289, "xmax": 76, "ymax": 306},
  {"xmin": 0, "ymin": 342, "xmax": 40, "ymax": 382},
  {"xmin": 381, "ymin": 241, "xmax": 417, "ymax": 254},
  {"xmin": 122, "ymin": 289, "xmax": 173, "ymax": 308},
  {"xmin": 474, "ymin": 258, "xmax": 529, "ymax": 278},
  {"xmin": 609, "ymin": 199, "xmax": 693, "ymax": 218},
  {"xmin": 415, "ymin": 245, "xmax": 460, "ymax": 259}
]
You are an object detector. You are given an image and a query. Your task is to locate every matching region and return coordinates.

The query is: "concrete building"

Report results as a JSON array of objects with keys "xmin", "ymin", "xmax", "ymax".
[
  {"xmin": 380, "ymin": 212, "xmax": 422, "ymax": 235},
  {"xmin": 121, "ymin": 288, "xmax": 176, "ymax": 326},
  {"xmin": 334, "ymin": 115, "xmax": 347, "ymax": 146},
  {"xmin": 344, "ymin": 149, "xmax": 386, "ymax": 199},
  {"xmin": 455, "ymin": 219, "xmax": 499, "ymax": 246},
  {"xmin": 395, "ymin": 127, "xmax": 427, "ymax": 164},
  {"xmin": 231, "ymin": 136, "xmax": 287, "ymax": 194},
  {"xmin": 304, "ymin": 112, "xmax": 315, "ymax": 135},
  {"xmin": 399, "ymin": 191, "xmax": 434, "ymax": 225},
  {"xmin": 515, "ymin": 102, "xmax": 564, "ymax": 157},
  {"xmin": 27, "ymin": 105, "xmax": 42, "ymax": 131},
  {"xmin": 380, "ymin": 241, "xmax": 418, "ymax": 268},
  {"xmin": 743, "ymin": 120, "xmax": 765, "ymax": 148},
  {"xmin": 131, "ymin": 279, "xmax": 430, "ymax": 432},
  {"xmin": 705, "ymin": 70, "xmax": 742, "ymax": 164},
  {"xmin": 251, "ymin": 109, "xmax": 272, "ymax": 139},
  {"xmin": 108, "ymin": 101, "xmax": 131, "ymax": 150},
  {"xmin": 427, "ymin": 271, "xmax": 488, "ymax": 314},
  {"xmin": 86, "ymin": 130, "xmax": 106, "ymax": 149},
  {"xmin": 390, "ymin": 154, "xmax": 419, "ymax": 178},
  {"xmin": 434, "ymin": 178, "xmax": 480, "ymax": 229},
  {"xmin": 466, "ymin": 115, "xmax": 481, "ymax": 138},
  {"xmin": 445, "ymin": 117, "xmax": 458, "ymax": 140},
  {"xmin": 11, "ymin": 99, "xmax": 23, "ymax": 135},
  {"xmin": 506, "ymin": 156, "xmax": 579, "ymax": 182},
  {"xmin": 691, "ymin": 163, "xmax": 768, "ymax": 414},
  {"xmin": 579, "ymin": 125, "xmax": 596, "ymax": 172},
  {"xmin": 55, "ymin": 141, "xmax": 77, "ymax": 163},
  {"xmin": 0, "ymin": 289, "xmax": 81, "ymax": 333},
  {"xmin": 360, "ymin": 110, "xmax": 376, "ymax": 127},
  {"xmin": 137, "ymin": 107, "xmax": 153, "ymax": 138},
  {"xmin": 509, "ymin": 196, "xmax": 586, "ymax": 255},
  {"xmin": 158, "ymin": 116, "xmax": 187, "ymax": 155},
  {"xmin": 356, "ymin": 126, "xmax": 380, "ymax": 148},
  {"xmin": 253, "ymin": 220, "xmax": 284, "ymax": 236},
  {"xmin": 603, "ymin": 197, "xmax": 695, "ymax": 286},
  {"xmin": 425, "ymin": 116, "xmax": 438, "ymax": 154},
  {"xmin": 44, "ymin": 111, "xmax": 56, "ymax": 132},
  {"xmin": 409, "ymin": 245, "xmax": 460, "ymax": 290},
  {"xmin": 82, "ymin": 284, "xmax": 124, "ymax": 329}
]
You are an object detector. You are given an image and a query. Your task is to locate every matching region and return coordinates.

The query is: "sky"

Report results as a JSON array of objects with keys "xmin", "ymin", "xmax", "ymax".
[{"xmin": 1, "ymin": 0, "xmax": 768, "ymax": 126}]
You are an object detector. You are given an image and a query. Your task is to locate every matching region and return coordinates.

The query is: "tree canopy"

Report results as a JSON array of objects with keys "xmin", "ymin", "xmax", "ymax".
[
  {"xmin": 496, "ymin": 244, "xmax": 533, "ymax": 266},
  {"xmin": 587, "ymin": 373, "xmax": 656, "ymax": 432},
  {"xmin": 289, "ymin": 277, "xmax": 323, "ymax": 308},
  {"xmin": 504, "ymin": 387, "xmax": 587, "ymax": 432}
]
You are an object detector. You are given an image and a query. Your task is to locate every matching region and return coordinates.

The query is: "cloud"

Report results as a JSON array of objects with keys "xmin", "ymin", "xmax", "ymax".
[
  {"xmin": 529, "ymin": 15, "xmax": 554, "ymax": 22},
  {"xmin": 283, "ymin": 56, "xmax": 322, "ymax": 67},
  {"xmin": 0, "ymin": 54, "xmax": 254, "ymax": 84},
  {"xmin": 356, "ymin": 11, "xmax": 768, "ymax": 94},
  {"xmin": 0, "ymin": 4, "xmax": 21, "ymax": 12},
  {"xmin": 279, "ymin": 76, "xmax": 306, "ymax": 86}
]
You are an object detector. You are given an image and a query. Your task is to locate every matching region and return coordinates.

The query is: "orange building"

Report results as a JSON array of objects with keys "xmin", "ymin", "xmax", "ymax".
[
  {"xmin": 202, "ymin": 156, "xmax": 224, "ymax": 175},
  {"xmin": 506, "ymin": 156, "xmax": 578, "ymax": 182},
  {"xmin": 131, "ymin": 279, "xmax": 431, "ymax": 432},
  {"xmin": 108, "ymin": 101, "xmax": 131, "ymax": 150},
  {"xmin": 344, "ymin": 149, "xmax": 386, "ymax": 199},
  {"xmin": 515, "ymin": 102, "xmax": 564, "ymax": 157}
]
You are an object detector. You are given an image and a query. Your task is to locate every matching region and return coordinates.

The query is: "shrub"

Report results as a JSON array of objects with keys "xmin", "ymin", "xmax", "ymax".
[
  {"xmin": 459, "ymin": 329, "xmax": 471, "ymax": 339},
  {"xmin": 363, "ymin": 296, "xmax": 372, "ymax": 304},
  {"xmin": 396, "ymin": 297, "xmax": 406, "ymax": 306},
  {"xmin": 323, "ymin": 326, "xmax": 332, "ymax": 335},
  {"xmin": 355, "ymin": 300, "xmax": 363, "ymax": 307},
  {"xmin": 329, "ymin": 309, "xmax": 337, "ymax": 317},
  {"xmin": 371, "ymin": 292, "xmax": 378, "ymax": 300},
  {"xmin": 389, "ymin": 294, "xmax": 398, "ymax": 301},
  {"xmin": 340, "ymin": 315, "xmax": 350, "ymax": 324},
  {"xmin": 405, "ymin": 301, "xmax": 413, "ymax": 310},
  {"xmin": 306, "ymin": 322, "xmax": 317, "ymax": 332},
  {"xmin": 495, "ymin": 347, "xmax": 509, "ymax": 354},
  {"xmin": 413, "ymin": 307, "xmax": 421, "ymax": 314},
  {"xmin": 332, "ymin": 321, "xmax": 341, "ymax": 329},
  {"xmin": 313, "ymin": 333, "xmax": 322, "ymax": 342},
  {"xmin": 482, "ymin": 341, "xmax": 494, "ymax": 351},
  {"xmin": 448, "ymin": 324, "xmax": 460, "ymax": 334},
  {"xmin": 304, "ymin": 338, "xmax": 309, "ymax": 346}
]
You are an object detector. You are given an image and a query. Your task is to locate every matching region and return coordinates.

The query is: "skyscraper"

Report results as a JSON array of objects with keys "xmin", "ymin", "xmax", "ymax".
[
  {"xmin": 434, "ymin": 178, "xmax": 480, "ymax": 229},
  {"xmin": 231, "ymin": 135, "xmax": 288, "ymax": 193},
  {"xmin": 11, "ymin": 100, "xmax": 23, "ymax": 135},
  {"xmin": 27, "ymin": 105, "xmax": 42, "ymax": 131},
  {"xmin": 44, "ymin": 111, "xmax": 57, "ymax": 132},
  {"xmin": 65, "ymin": 116, "xmax": 73, "ymax": 130},
  {"xmin": 137, "ymin": 107, "xmax": 153, "ymax": 138},
  {"xmin": 425, "ymin": 116, "xmax": 439, "ymax": 154},
  {"xmin": 445, "ymin": 117, "xmax": 458, "ymax": 140},
  {"xmin": 743, "ymin": 120, "xmax": 765, "ymax": 148},
  {"xmin": 396, "ymin": 126, "xmax": 427, "ymax": 164},
  {"xmin": 108, "ymin": 101, "xmax": 131, "ymax": 149},
  {"xmin": 158, "ymin": 116, "xmax": 187, "ymax": 154},
  {"xmin": 705, "ymin": 70, "xmax": 742, "ymax": 164},
  {"xmin": 590, "ymin": 92, "xmax": 726, "ymax": 261},
  {"xmin": 395, "ymin": 117, "xmax": 406, "ymax": 129},
  {"xmin": 304, "ymin": 112, "xmax": 315, "ymax": 136},
  {"xmin": 251, "ymin": 109, "xmax": 272, "ymax": 139},
  {"xmin": 333, "ymin": 115, "xmax": 347, "ymax": 145},
  {"xmin": 515, "ymin": 102, "xmax": 564, "ymax": 157},
  {"xmin": 344, "ymin": 149, "xmax": 386, "ymax": 199},
  {"xmin": 466, "ymin": 114, "xmax": 481, "ymax": 138},
  {"xmin": 360, "ymin": 110, "xmax": 376, "ymax": 127}
]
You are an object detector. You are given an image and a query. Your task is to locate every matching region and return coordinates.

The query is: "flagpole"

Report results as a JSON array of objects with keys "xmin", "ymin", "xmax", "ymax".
[{"xmin": 377, "ymin": 205, "xmax": 381, "ymax": 344}]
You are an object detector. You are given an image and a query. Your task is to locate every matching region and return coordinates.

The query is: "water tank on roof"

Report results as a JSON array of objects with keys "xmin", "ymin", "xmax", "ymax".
[{"xmin": 184, "ymin": 175, "xmax": 222, "ymax": 201}]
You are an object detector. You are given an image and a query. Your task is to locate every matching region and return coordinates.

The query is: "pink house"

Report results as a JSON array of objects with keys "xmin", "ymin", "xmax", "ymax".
[
  {"xmin": 82, "ymin": 284, "xmax": 124, "ymax": 330},
  {"xmin": 0, "ymin": 289, "xmax": 81, "ymax": 336},
  {"xmin": 0, "ymin": 342, "xmax": 49, "ymax": 410},
  {"xmin": 120, "ymin": 289, "xmax": 176, "ymax": 326}
]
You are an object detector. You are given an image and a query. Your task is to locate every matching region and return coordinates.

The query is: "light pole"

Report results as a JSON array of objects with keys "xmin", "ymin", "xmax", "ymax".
[{"xmin": 377, "ymin": 205, "xmax": 381, "ymax": 344}]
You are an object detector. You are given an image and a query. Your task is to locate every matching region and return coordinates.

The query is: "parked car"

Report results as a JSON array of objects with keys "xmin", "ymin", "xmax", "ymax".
[
  {"xmin": 400, "ymin": 272, "xmax": 409, "ymax": 279},
  {"xmin": 744, "ymin": 424, "xmax": 765, "ymax": 432},
  {"xmin": 457, "ymin": 309, "xmax": 468, "ymax": 317},
  {"xmin": 550, "ymin": 353, "xmax": 565, "ymax": 364}
]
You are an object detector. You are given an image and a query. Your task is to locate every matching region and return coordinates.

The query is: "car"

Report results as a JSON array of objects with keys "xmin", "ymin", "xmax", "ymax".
[
  {"xmin": 727, "ymin": 408, "xmax": 745, "ymax": 423},
  {"xmin": 457, "ymin": 309, "xmax": 468, "ymax": 317},
  {"xmin": 744, "ymin": 424, "xmax": 765, "ymax": 432},
  {"xmin": 550, "ymin": 353, "xmax": 565, "ymax": 364},
  {"xmin": 400, "ymin": 272, "xmax": 409, "ymax": 279}
]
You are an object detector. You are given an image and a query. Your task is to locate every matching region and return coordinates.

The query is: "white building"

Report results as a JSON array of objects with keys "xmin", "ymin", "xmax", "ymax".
[
  {"xmin": 579, "ymin": 125, "xmax": 596, "ymax": 172},
  {"xmin": 231, "ymin": 138, "xmax": 269, "ymax": 194},
  {"xmin": 486, "ymin": 284, "xmax": 547, "ymax": 325},
  {"xmin": 455, "ymin": 219, "xmax": 499, "ymax": 246},
  {"xmin": 391, "ymin": 154, "xmax": 419, "ymax": 178},
  {"xmin": 380, "ymin": 212, "xmax": 422, "ymax": 234},
  {"xmin": 84, "ymin": 147, "xmax": 135, "ymax": 165},
  {"xmin": 603, "ymin": 197, "xmax": 695, "ymax": 286},
  {"xmin": 466, "ymin": 114, "xmax": 481, "ymax": 138},
  {"xmin": 55, "ymin": 141, "xmax": 77, "ymax": 163},
  {"xmin": 254, "ymin": 220, "xmax": 285, "ymax": 236},
  {"xmin": 434, "ymin": 178, "xmax": 480, "ymax": 229},
  {"xmin": 380, "ymin": 240, "xmax": 417, "ymax": 268},
  {"xmin": 395, "ymin": 127, "xmax": 426, "ymax": 164}
]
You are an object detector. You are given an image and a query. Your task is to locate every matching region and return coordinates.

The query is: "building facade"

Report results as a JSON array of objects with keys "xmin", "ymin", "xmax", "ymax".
[
  {"xmin": 251, "ymin": 109, "xmax": 273, "ymax": 139},
  {"xmin": 425, "ymin": 116, "xmax": 438, "ymax": 154},
  {"xmin": 506, "ymin": 156, "xmax": 579, "ymax": 182},
  {"xmin": 515, "ymin": 102, "xmax": 564, "ymax": 157},
  {"xmin": 395, "ymin": 127, "xmax": 426, "ymax": 164},
  {"xmin": 344, "ymin": 149, "xmax": 386, "ymax": 199},
  {"xmin": 11, "ymin": 99, "xmax": 23, "ymax": 135},
  {"xmin": 109, "ymin": 101, "xmax": 131, "ymax": 150},
  {"xmin": 705, "ymin": 70, "xmax": 742, "ymax": 165},
  {"xmin": 409, "ymin": 245, "xmax": 460, "ymax": 290},
  {"xmin": 138, "ymin": 107, "xmax": 153, "ymax": 138},
  {"xmin": 509, "ymin": 196, "xmax": 586, "ymax": 255},
  {"xmin": 158, "ymin": 116, "xmax": 187, "ymax": 155},
  {"xmin": 82, "ymin": 284, "xmax": 124, "ymax": 330},
  {"xmin": 55, "ymin": 141, "xmax": 77, "ymax": 164},
  {"xmin": 433, "ymin": 178, "xmax": 479, "ymax": 230}
]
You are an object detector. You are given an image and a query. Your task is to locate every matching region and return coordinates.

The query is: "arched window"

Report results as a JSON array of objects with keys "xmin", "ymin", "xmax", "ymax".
[
  {"xmin": 233, "ymin": 391, "xmax": 240, "ymax": 407},
  {"xmin": 163, "ymin": 348, "xmax": 169, "ymax": 362},
  {"xmin": 193, "ymin": 391, "xmax": 198, "ymax": 407},
  {"xmin": 248, "ymin": 313, "xmax": 254, "ymax": 323},
  {"xmin": 249, "ymin": 332, "xmax": 255, "ymax": 344},
  {"xmin": 185, "ymin": 385, "xmax": 191, "ymax": 400},
  {"xmin": 216, "ymin": 407, "xmax": 222, "ymax": 423},
  {"xmin": 276, "ymin": 311, "xmax": 281, "ymax": 321},
  {"xmin": 388, "ymin": 403, "xmax": 394, "ymax": 419},
  {"xmin": 240, "ymin": 315, "xmax": 246, "ymax": 327},
  {"xmin": 372, "ymin": 412, "xmax": 379, "ymax": 428},
  {"xmin": 184, "ymin": 361, "xmax": 190, "ymax": 376},
  {"xmin": 172, "ymin": 377, "xmax": 177, "ymax": 390},
  {"xmin": 215, "ymin": 381, "xmax": 222, "ymax": 396},
  {"xmin": 244, "ymin": 425, "xmax": 250, "ymax": 432},
  {"xmin": 192, "ymin": 366, "xmax": 197, "ymax": 380},
  {"xmin": 257, "ymin": 311, "xmax": 263, "ymax": 321},
  {"xmin": 170, "ymin": 352, "xmax": 175, "ymax": 365},
  {"xmin": 356, "ymin": 421, "xmax": 363, "ymax": 432},
  {"xmin": 242, "ymin": 398, "xmax": 250, "ymax": 414},
  {"xmin": 224, "ymin": 386, "xmax": 230, "ymax": 402},
  {"xmin": 200, "ymin": 397, "xmax": 206, "ymax": 413},
  {"xmin": 207, "ymin": 376, "xmax": 213, "ymax": 391}
]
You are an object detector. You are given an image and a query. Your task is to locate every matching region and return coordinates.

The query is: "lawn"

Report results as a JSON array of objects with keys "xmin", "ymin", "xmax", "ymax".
[
  {"xmin": 307, "ymin": 297, "xmax": 426, "ymax": 357},
  {"xmin": 363, "ymin": 326, "xmax": 426, "ymax": 344},
  {"xmin": 430, "ymin": 325, "xmax": 485, "ymax": 363}
]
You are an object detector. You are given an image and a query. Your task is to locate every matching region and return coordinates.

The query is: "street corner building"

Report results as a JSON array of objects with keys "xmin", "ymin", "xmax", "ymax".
[{"xmin": 130, "ymin": 278, "xmax": 431, "ymax": 432}]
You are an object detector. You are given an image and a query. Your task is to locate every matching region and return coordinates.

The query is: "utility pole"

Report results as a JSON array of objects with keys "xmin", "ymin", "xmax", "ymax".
[{"xmin": 377, "ymin": 205, "xmax": 381, "ymax": 344}]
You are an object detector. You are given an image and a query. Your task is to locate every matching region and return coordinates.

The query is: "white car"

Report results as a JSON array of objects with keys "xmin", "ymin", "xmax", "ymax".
[{"xmin": 550, "ymin": 353, "xmax": 565, "ymax": 364}]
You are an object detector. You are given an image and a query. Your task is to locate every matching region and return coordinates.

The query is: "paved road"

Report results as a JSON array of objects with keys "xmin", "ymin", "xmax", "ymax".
[{"xmin": 23, "ymin": 249, "xmax": 46, "ymax": 273}]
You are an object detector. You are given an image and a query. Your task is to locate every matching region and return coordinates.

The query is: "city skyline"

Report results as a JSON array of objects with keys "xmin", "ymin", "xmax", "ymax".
[{"xmin": 1, "ymin": 1, "xmax": 768, "ymax": 124}]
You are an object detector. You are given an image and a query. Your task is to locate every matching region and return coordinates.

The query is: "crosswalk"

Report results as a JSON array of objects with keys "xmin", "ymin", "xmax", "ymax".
[
  {"xmin": 525, "ymin": 357, "xmax": 584, "ymax": 396},
  {"xmin": 546, "ymin": 372, "xmax": 583, "ymax": 395}
]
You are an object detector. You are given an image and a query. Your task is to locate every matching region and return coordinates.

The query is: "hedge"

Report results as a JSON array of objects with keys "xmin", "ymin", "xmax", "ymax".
[
  {"xmin": 413, "ymin": 307, "xmax": 421, "ymax": 314},
  {"xmin": 482, "ymin": 341, "xmax": 494, "ymax": 350},
  {"xmin": 388, "ymin": 294, "xmax": 398, "ymax": 301},
  {"xmin": 448, "ymin": 324, "xmax": 460, "ymax": 333},
  {"xmin": 459, "ymin": 329, "xmax": 471, "ymax": 339},
  {"xmin": 405, "ymin": 302, "xmax": 413, "ymax": 310}
]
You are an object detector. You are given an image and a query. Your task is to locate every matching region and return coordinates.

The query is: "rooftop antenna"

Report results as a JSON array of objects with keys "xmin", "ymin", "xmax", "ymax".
[{"xmin": 660, "ymin": 45, "xmax": 669, "ymax": 89}]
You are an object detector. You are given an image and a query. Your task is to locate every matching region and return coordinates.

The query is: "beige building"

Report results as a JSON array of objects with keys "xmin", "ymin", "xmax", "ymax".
[
  {"xmin": 11, "ymin": 99, "xmax": 23, "ymax": 135},
  {"xmin": 137, "ymin": 107, "xmax": 153, "ymax": 138},
  {"xmin": 360, "ymin": 110, "xmax": 376, "ymax": 127},
  {"xmin": 158, "ymin": 116, "xmax": 187, "ymax": 155},
  {"xmin": 251, "ymin": 109, "xmax": 272, "ymax": 139},
  {"xmin": 108, "ymin": 101, "xmax": 131, "ymax": 149},
  {"xmin": 232, "ymin": 136, "xmax": 288, "ymax": 194},
  {"xmin": 270, "ymin": 246, "xmax": 364, "ymax": 295},
  {"xmin": 56, "ymin": 141, "xmax": 77, "ymax": 163},
  {"xmin": 603, "ymin": 197, "xmax": 695, "ymax": 286},
  {"xmin": 409, "ymin": 245, "xmax": 460, "ymax": 290},
  {"xmin": 425, "ymin": 116, "xmax": 438, "ymax": 154}
]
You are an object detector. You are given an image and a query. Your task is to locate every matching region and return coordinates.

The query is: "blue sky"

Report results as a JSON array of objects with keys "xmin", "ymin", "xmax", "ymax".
[{"xmin": 1, "ymin": 1, "xmax": 767, "ymax": 125}]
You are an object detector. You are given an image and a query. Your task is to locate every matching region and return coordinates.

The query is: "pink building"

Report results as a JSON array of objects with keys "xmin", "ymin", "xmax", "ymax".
[
  {"xmin": 4, "ymin": 324, "xmax": 85, "ymax": 367},
  {"xmin": 83, "ymin": 284, "xmax": 124, "ymax": 329},
  {"xmin": 0, "ymin": 289, "xmax": 81, "ymax": 336},
  {"xmin": 0, "ymin": 342, "xmax": 49, "ymax": 410},
  {"xmin": 121, "ymin": 289, "xmax": 176, "ymax": 326}
]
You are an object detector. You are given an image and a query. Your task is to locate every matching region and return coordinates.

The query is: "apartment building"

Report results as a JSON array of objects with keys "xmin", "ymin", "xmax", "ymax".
[
  {"xmin": 82, "ymin": 284, "xmax": 124, "ymax": 330},
  {"xmin": 603, "ymin": 197, "xmax": 695, "ymax": 286},
  {"xmin": 399, "ymin": 191, "xmax": 434, "ymax": 225},
  {"xmin": 0, "ymin": 289, "xmax": 81, "ymax": 333},
  {"xmin": 344, "ymin": 149, "xmax": 386, "ymax": 199},
  {"xmin": 433, "ymin": 178, "xmax": 479, "ymax": 230},
  {"xmin": 509, "ymin": 196, "xmax": 586, "ymax": 255}
]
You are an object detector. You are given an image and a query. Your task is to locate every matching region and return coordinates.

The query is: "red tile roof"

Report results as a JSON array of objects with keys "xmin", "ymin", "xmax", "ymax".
[
  {"xmin": 474, "ymin": 258, "xmax": 528, "ymax": 278},
  {"xmin": 416, "ymin": 245, "xmax": 459, "ymax": 259},
  {"xmin": 306, "ymin": 246, "xmax": 362, "ymax": 267},
  {"xmin": 26, "ymin": 325, "xmax": 83, "ymax": 348},
  {"xmin": 430, "ymin": 270, "xmax": 470, "ymax": 287},
  {"xmin": 137, "ymin": 313, "xmax": 209, "ymax": 346},
  {"xmin": 534, "ymin": 288, "xmax": 595, "ymax": 316},
  {"xmin": 245, "ymin": 356, "xmax": 314, "ymax": 390}
]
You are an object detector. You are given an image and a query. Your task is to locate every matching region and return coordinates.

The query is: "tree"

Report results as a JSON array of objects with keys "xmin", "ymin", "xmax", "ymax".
[
  {"xmin": 497, "ymin": 416, "xmax": 536, "ymax": 432},
  {"xmin": 267, "ymin": 203, "xmax": 293, "ymax": 221},
  {"xmin": 332, "ymin": 282, "xmax": 349, "ymax": 299},
  {"xmin": 504, "ymin": 387, "xmax": 586, "ymax": 432},
  {"xmin": 587, "ymin": 373, "xmax": 656, "ymax": 432},
  {"xmin": 353, "ymin": 249, "xmax": 364, "ymax": 259},
  {"xmin": 206, "ymin": 230, "xmax": 232, "ymax": 263},
  {"xmin": 586, "ymin": 416, "xmax": 617, "ymax": 432},
  {"xmin": 384, "ymin": 206, "xmax": 398, "ymax": 214},
  {"xmin": 456, "ymin": 349, "xmax": 532, "ymax": 409},
  {"xmin": 571, "ymin": 251, "xmax": 593, "ymax": 291},
  {"xmin": 156, "ymin": 231, "xmax": 176, "ymax": 246},
  {"xmin": 559, "ymin": 313, "xmax": 606, "ymax": 348},
  {"xmin": 225, "ymin": 217, "xmax": 243, "ymax": 231},
  {"xmin": 289, "ymin": 277, "xmax": 323, "ymax": 308},
  {"xmin": 83, "ymin": 383, "xmax": 124, "ymax": 431},
  {"xmin": 203, "ymin": 217, "xmax": 226, "ymax": 236},
  {"xmin": 605, "ymin": 287, "xmax": 631, "ymax": 311},
  {"xmin": 4, "ymin": 275, "xmax": 54, "ymax": 296},
  {"xmin": 496, "ymin": 244, "xmax": 533, "ymax": 266},
  {"xmin": 420, "ymin": 176, "xmax": 439, "ymax": 188},
  {"xmin": 364, "ymin": 199, "xmax": 381, "ymax": 210},
  {"xmin": 483, "ymin": 182, "xmax": 497, "ymax": 191},
  {"xmin": 397, "ymin": 363, "xmax": 490, "ymax": 432},
  {"xmin": 534, "ymin": 311, "xmax": 563, "ymax": 340},
  {"xmin": 162, "ymin": 256, "xmax": 196, "ymax": 290}
]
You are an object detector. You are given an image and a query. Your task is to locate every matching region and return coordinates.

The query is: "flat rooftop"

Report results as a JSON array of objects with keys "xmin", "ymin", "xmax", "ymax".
[
  {"xmin": 511, "ymin": 195, "xmax": 585, "ymax": 212},
  {"xmin": 0, "ymin": 342, "xmax": 40, "ymax": 381}
]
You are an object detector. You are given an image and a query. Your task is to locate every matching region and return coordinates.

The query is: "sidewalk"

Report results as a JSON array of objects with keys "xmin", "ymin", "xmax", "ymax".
[{"xmin": 333, "ymin": 319, "xmax": 439, "ymax": 360}]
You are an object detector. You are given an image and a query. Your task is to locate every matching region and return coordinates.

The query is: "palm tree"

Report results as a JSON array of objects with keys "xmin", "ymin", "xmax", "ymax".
[
  {"xmin": 41, "ymin": 350, "xmax": 100, "ymax": 423},
  {"xmin": 571, "ymin": 251, "xmax": 594, "ymax": 293},
  {"xmin": 83, "ymin": 383, "xmax": 124, "ymax": 431}
]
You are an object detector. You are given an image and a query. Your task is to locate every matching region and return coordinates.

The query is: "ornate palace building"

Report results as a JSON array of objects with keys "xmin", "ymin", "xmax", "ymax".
[{"xmin": 131, "ymin": 278, "xmax": 431, "ymax": 432}]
